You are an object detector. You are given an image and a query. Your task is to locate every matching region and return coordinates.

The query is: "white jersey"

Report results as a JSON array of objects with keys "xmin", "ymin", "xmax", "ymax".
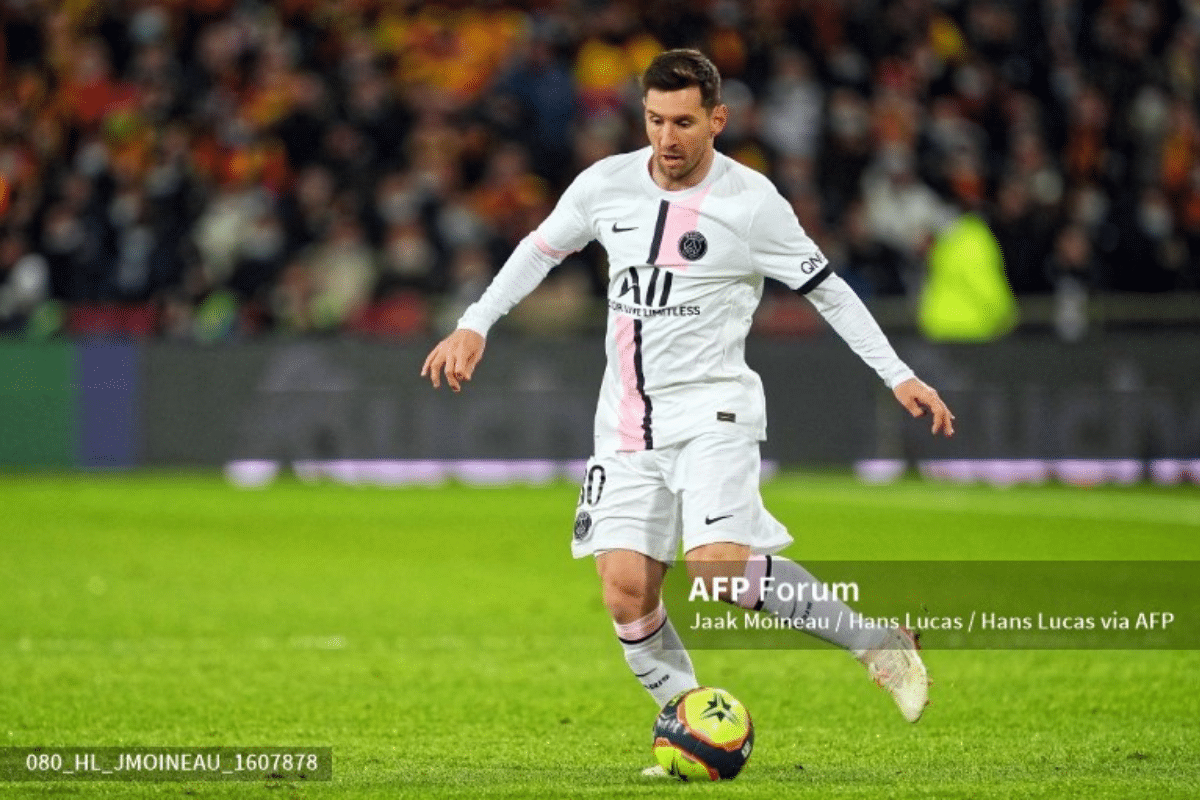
[{"xmin": 459, "ymin": 147, "xmax": 914, "ymax": 454}]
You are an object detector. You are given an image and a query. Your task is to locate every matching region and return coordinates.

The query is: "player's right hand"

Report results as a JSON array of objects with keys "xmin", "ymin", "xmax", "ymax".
[
  {"xmin": 421, "ymin": 329, "xmax": 486, "ymax": 392},
  {"xmin": 893, "ymin": 377, "xmax": 955, "ymax": 437}
]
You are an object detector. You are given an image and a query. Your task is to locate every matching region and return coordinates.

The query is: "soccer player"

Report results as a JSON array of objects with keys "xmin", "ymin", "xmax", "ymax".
[{"xmin": 423, "ymin": 48, "xmax": 955, "ymax": 761}]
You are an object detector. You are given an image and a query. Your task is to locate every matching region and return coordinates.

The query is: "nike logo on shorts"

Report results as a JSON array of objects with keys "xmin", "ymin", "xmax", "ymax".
[
  {"xmin": 705, "ymin": 514, "xmax": 734, "ymax": 525},
  {"xmin": 612, "ymin": 223, "xmax": 637, "ymax": 232}
]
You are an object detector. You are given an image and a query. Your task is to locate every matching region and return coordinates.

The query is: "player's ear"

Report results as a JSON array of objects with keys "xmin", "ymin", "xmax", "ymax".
[{"xmin": 710, "ymin": 104, "xmax": 728, "ymax": 136}]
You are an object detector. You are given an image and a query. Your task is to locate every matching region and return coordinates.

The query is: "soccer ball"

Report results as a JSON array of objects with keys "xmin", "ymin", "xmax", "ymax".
[{"xmin": 651, "ymin": 686, "xmax": 754, "ymax": 781}]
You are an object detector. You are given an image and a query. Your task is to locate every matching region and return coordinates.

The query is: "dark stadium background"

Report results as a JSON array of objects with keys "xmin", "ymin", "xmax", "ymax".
[{"xmin": 0, "ymin": 0, "xmax": 1197, "ymax": 478}]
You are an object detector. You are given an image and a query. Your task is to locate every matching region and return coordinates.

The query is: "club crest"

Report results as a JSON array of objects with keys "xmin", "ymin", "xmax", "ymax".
[
  {"xmin": 678, "ymin": 230, "xmax": 707, "ymax": 261},
  {"xmin": 573, "ymin": 511, "xmax": 593, "ymax": 542}
]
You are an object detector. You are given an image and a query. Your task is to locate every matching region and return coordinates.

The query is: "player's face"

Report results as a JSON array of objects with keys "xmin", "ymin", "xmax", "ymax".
[{"xmin": 644, "ymin": 87, "xmax": 727, "ymax": 191}]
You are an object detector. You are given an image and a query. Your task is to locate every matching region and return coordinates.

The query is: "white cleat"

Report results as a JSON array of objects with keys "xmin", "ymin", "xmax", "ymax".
[
  {"xmin": 641, "ymin": 764, "xmax": 670, "ymax": 778},
  {"xmin": 860, "ymin": 626, "xmax": 929, "ymax": 723}
]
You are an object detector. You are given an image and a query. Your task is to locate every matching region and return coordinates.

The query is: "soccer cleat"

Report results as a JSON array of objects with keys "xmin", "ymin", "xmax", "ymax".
[
  {"xmin": 859, "ymin": 627, "xmax": 929, "ymax": 723},
  {"xmin": 641, "ymin": 764, "xmax": 670, "ymax": 778}
]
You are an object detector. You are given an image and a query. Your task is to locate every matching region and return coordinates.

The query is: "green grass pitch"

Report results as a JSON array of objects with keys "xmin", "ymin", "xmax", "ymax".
[{"xmin": 1, "ymin": 471, "xmax": 1198, "ymax": 798}]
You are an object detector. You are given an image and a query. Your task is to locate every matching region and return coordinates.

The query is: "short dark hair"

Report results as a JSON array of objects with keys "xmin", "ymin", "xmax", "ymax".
[{"xmin": 641, "ymin": 49, "xmax": 722, "ymax": 109}]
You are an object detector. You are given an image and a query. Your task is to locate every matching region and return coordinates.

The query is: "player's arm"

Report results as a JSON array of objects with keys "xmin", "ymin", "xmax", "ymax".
[
  {"xmin": 423, "ymin": 163, "xmax": 597, "ymax": 391},
  {"xmin": 800, "ymin": 273, "xmax": 955, "ymax": 437},
  {"xmin": 749, "ymin": 187, "xmax": 954, "ymax": 437},
  {"xmin": 421, "ymin": 235, "xmax": 562, "ymax": 391}
]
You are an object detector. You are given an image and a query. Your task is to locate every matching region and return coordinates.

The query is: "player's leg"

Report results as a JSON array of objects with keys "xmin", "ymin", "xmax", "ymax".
[
  {"xmin": 690, "ymin": 543, "xmax": 928, "ymax": 721},
  {"xmin": 596, "ymin": 550, "xmax": 700, "ymax": 780},
  {"xmin": 677, "ymin": 434, "xmax": 930, "ymax": 722},
  {"xmin": 595, "ymin": 549, "xmax": 698, "ymax": 707},
  {"xmin": 572, "ymin": 451, "xmax": 699, "ymax": 708},
  {"xmin": 595, "ymin": 547, "xmax": 665, "ymax": 624},
  {"xmin": 685, "ymin": 540, "xmax": 883, "ymax": 652}
]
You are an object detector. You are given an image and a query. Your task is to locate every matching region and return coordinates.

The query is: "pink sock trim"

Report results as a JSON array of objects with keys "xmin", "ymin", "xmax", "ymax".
[
  {"xmin": 735, "ymin": 554, "xmax": 769, "ymax": 609},
  {"xmin": 613, "ymin": 601, "xmax": 667, "ymax": 642}
]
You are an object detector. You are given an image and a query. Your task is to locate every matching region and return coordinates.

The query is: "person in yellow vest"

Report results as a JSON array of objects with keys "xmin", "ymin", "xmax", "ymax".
[{"xmin": 918, "ymin": 212, "xmax": 1018, "ymax": 341}]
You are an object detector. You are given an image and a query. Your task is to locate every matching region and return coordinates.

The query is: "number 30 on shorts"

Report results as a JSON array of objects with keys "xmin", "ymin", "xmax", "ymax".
[{"xmin": 578, "ymin": 464, "xmax": 606, "ymax": 507}]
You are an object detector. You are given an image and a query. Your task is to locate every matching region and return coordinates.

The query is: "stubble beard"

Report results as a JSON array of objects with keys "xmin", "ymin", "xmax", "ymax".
[{"xmin": 656, "ymin": 151, "xmax": 698, "ymax": 187}]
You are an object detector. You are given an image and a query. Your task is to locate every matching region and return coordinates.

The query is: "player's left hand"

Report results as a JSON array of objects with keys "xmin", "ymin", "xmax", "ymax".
[{"xmin": 893, "ymin": 377, "xmax": 955, "ymax": 437}]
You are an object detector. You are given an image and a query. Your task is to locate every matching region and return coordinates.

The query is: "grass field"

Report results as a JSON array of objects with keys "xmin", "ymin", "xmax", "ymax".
[{"xmin": 1, "ymin": 471, "xmax": 1198, "ymax": 798}]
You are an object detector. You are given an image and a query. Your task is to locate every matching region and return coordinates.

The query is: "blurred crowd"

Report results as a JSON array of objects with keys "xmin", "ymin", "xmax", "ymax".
[{"xmin": 0, "ymin": 0, "xmax": 1198, "ymax": 340}]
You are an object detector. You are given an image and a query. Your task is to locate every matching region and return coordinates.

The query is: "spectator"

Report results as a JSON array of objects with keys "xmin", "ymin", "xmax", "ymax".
[
  {"xmin": 378, "ymin": 218, "xmax": 439, "ymax": 296},
  {"xmin": 305, "ymin": 212, "xmax": 377, "ymax": 332},
  {"xmin": 469, "ymin": 141, "xmax": 551, "ymax": 249},
  {"xmin": 435, "ymin": 243, "xmax": 492, "ymax": 336},
  {"xmin": 917, "ymin": 209, "xmax": 1017, "ymax": 343},
  {"xmin": 0, "ymin": 230, "xmax": 49, "ymax": 332},
  {"xmin": 1108, "ymin": 184, "xmax": 1187, "ymax": 292},
  {"xmin": 495, "ymin": 20, "xmax": 579, "ymax": 186},
  {"xmin": 819, "ymin": 87, "xmax": 874, "ymax": 222},
  {"xmin": 991, "ymin": 177, "xmax": 1054, "ymax": 295},
  {"xmin": 760, "ymin": 47, "xmax": 824, "ymax": 162},
  {"xmin": 0, "ymin": 0, "xmax": 1195, "ymax": 340},
  {"xmin": 573, "ymin": 4, "xmax": 661, "ymax": 119},
  {"xmin": 1046, "ymin": 223, "xmax": 1097, "ymax": 342},
  {"xmin": 840, "ymin": 198, "xmax": 906, "ymax": 298},
  {"xmin": 860, "ymin": 143, "xmax": 955, "ymax": 294}
]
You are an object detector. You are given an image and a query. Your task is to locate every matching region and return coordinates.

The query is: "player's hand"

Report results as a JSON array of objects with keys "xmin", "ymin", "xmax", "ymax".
[
  {"xmin": 421, "ymin": 329, "xmax": 486, "ymax": 392},
  {"xmin": 893, "ymin": 377, "xmax": 955, "ymax": 437}
]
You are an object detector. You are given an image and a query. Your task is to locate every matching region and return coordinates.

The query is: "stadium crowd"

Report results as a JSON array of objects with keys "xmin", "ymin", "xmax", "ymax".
[{"xmin": 0, "ymin": 0, "xmax": 1198, "ymax": 339}]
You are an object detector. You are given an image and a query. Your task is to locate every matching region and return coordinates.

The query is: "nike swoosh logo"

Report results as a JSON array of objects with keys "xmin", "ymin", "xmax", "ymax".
[
  {"xmin": 705, "ymin": 514, "xmax": 734, "ymax": 525},
  {"xmin": 611, "ymin": 223, "xmax": 637, "ymax": 233}
]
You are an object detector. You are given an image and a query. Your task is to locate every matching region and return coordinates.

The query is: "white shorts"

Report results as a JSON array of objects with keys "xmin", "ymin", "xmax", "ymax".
[{"xmin": 570, "ymin": 433, "xmax": 793, "ymax": 565}]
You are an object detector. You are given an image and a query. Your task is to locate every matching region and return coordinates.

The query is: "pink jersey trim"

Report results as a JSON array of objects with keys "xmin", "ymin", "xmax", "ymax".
[
  {"xmin": 614, "ymin": 314, "xmax": 647, "ymax": 451},
  {"xmin": 531, "ymin": 232, "xmax": 575, "ymax": 261},
  {"xmin": 655, "ymin": 186, "xmax": 713, "ymax": 269}
]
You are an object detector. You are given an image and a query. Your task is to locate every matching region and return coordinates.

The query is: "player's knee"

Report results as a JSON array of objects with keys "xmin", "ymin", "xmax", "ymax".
[
  {"xmin": 600, "ymin": 572, "xmax": 659, "ymax": 624},
  {"xmin": 685, "ymin": 543, "xmax": 751, "ymax": 604},
  {"xmin": 596, "ymin": 553, "xmax": 664, "ymax": 624},
  {"xmin": 596, "ymin": 549, "xmax": 665, "ymax": 614}
]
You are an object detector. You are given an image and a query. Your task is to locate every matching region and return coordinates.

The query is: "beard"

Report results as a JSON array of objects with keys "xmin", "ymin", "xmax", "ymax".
[{"xmin": 656, "ymin": 151, "xmax": 699, "ymax": 183}]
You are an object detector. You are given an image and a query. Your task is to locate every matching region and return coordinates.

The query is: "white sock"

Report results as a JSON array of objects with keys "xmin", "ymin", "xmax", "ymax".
[
  {"xmin": 614, "ymin": 601, "xmax": 699, "ymax": 707},
  {"xmin": 734, "ymin": 554, "xmax": 887, "ymax": 654}
]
